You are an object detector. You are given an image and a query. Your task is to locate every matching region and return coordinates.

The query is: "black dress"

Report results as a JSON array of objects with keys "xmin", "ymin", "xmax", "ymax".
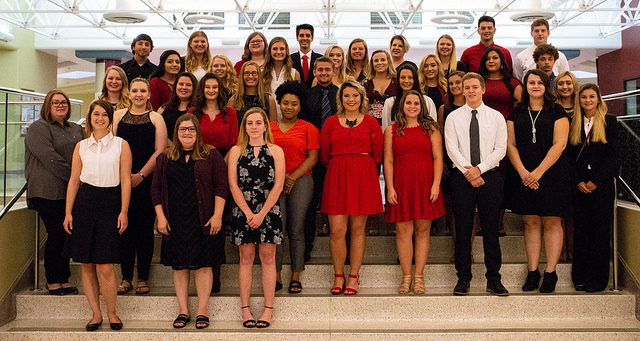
[
  {"xmin": 236, "ymin": 94, "xmax": 270, "ymax": 128},
  {"xmin": 160, "ymin": 152, "xmax": 220, "ymax": 269},
  {"xmin": 116, "ymin": 111, "xmax": 156, "ymax": 281},
  {"xmin": 162, "ymin": 108, "xmax": 187, "ymax": 137},
  {"xmin": 231, "ymin": 145, "xmax": 282, "ymax": 245},
  {"xmin": 505, "ymin": 103, "xmax": 572, "ymax": 218}
]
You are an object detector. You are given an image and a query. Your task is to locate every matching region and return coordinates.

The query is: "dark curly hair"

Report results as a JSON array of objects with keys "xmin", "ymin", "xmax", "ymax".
[
  {"xmin": 275, "ymin": 81, "xmax": 308, "ymax": 106},
  {"xmin": 533, "ymin": 44, "xmax": 559, "ymax": 63}
]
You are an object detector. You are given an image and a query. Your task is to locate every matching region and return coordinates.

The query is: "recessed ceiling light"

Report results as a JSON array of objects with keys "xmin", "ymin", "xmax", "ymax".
[
  {"xmin": 103, "ymin": 12, "xmax": 147, "ymax": 24},
  {"xmin": 431, "ymin": 14, "xmax": 472, "ymax": 25},
  {"xmin": 184, "ymin": 14, "xmax": 225, "ymax": 25}
]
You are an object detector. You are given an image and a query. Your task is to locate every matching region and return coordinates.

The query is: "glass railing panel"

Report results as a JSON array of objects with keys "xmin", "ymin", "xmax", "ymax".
[{"xmin": 0, "ymin": 87, "xmax": 82, "ymax": 208}]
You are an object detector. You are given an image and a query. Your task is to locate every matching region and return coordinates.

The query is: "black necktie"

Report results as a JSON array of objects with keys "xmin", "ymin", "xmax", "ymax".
[
  {"xmin": 321, "ymin": 88, "xmax": 331, "ymax": 126},
  {"xmin": 470, "ymin": 109, "xmax": 480, "ymax": 167}
]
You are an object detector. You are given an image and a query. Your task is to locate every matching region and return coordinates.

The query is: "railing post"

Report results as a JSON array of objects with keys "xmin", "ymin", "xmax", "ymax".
[
  {"xmin": 33, "ymin": 212, "xmax": 40, "ymax": 291},
  {"xmin": 612, "ymin": 178, "xmax": 620, "ymax": 292}
]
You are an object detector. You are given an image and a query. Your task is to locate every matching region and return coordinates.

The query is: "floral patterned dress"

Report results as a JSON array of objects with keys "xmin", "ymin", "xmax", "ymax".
[{"xmin": 231, "ymin": 144, "xmax": 283, "ymax": 245}]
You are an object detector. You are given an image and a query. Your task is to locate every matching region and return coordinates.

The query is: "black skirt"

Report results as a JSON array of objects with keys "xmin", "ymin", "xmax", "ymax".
[{"xmin": 65, "ymin": 183, "xmax": 122, "ymax": 264}]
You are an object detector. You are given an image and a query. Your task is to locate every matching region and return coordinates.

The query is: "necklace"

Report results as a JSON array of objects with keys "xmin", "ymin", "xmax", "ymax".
[
  {"xmin": 528, "ymin": 107, "xmax": 542, "ymax": 143},
  {"xmin": 345, "ymin": 115, "xmax": 359, "ymax": 127}
]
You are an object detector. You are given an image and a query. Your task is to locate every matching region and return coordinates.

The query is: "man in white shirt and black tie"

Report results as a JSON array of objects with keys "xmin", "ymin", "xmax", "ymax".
[{"xmin": 444, "ymin": 72, "xmax": 509, "ymax": 296}]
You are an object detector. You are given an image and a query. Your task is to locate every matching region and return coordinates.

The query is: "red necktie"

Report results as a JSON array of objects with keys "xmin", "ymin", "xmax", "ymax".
[{"xmin": 302, "ymin": 55, "xmax": 309, "ymax": 81}]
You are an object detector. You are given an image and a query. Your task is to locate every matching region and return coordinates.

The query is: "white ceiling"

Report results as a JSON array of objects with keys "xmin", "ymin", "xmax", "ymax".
[{"xmin": 1, "ymin": 0, "xmax": 638, "ymax": 85}]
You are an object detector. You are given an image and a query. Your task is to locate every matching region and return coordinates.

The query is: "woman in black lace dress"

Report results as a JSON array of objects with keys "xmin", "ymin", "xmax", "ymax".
[{"xmin": 113, "ymin": 77, "xmax": 168, "ymax": 295}]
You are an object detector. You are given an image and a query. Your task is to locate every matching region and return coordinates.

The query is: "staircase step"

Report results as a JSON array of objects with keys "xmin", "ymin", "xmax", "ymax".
[
  {"xmin": 2, "ymin": 317, "xmax": 640, "ymax": 340},
  {"xmin": 40, "ymin": 263, "xmax": 584, "ymax": 290},
  {"xmin": 14, "ymin": 288, "xmax": 636, "ymax": 321}
]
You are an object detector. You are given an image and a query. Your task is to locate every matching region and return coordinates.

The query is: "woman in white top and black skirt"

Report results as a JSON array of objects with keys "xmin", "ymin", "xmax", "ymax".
[{"xmin": 63, "ymin": 99, "xmax": 132, "ymax": 331}]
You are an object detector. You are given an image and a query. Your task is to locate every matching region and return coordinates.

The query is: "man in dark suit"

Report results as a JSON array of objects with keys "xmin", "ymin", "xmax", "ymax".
[
  {"xmin": 291, "ymin": 24, "xmax": 323, "ymax": 89},
  {"xmin": 302, "ymin": 57, "xmax": 338, "ymax": 261}
]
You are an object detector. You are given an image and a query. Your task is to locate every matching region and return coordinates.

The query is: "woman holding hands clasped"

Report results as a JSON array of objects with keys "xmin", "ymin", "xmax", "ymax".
[
  {"xmin": 321, "ymin": 80, "xmax": 383, "ymax": 295},
  {"xmin": 64, "ymin": 100, "xmax": 132, "ymax": 331},
  {"xmin": 152, "ymin": 114, "xmax": 227, "ymax": 329},
  {"xmin": 228, "ymin": 108, "xmax": 285, "ymax": 328},
  {"xmin": 384, "ymin": 90, "xmax": 445, "ymax": 294},
  {"xmin": 568, "ymin": 84, "xmax": 618, "ymax": 292},
  {"xmin": 505, "ymin": 69, "xmax": 571, "ymax": 294}
]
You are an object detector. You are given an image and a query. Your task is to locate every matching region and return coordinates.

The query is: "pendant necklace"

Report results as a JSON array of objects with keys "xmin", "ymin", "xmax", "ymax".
[
  {"xmin": 528, "ymin": 107, "xmax": 542, "ymax": 143},
  {"xmin": 345, "ymin": 115, "xmax": 359, "ymax": 127}
]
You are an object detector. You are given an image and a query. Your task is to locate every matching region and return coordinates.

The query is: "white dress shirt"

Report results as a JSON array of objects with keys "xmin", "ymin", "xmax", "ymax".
[
  {"xmin": 79, "ymin": 132, "xmax": 123, "ymax": 187},
  {"xmin": 444, "ymin": 103, "xmax": 507, "ymax": 174},
  {"xmin": 583, "ymin": 116, "xmax": 594, "ymax": 136},
  {"xmin": 298, "ymin": 51, "xmax": 313, "ymax": 69},
  {"xmin": 381, "ymin": 96, "xmax": 438, "ymax": 131},
  {"xmin": 513, "ymin": 44, "xmax": 570, "ymax": 82}
]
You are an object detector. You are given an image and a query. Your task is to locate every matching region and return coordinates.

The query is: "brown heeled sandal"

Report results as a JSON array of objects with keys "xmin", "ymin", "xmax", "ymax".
[
  {"xmin": 398, "ymin": 275, "xmax": 412, "ymax": 294},
  {"xmin": 413, "ymin": 275, "xmax": 425, "ymax": 295}
]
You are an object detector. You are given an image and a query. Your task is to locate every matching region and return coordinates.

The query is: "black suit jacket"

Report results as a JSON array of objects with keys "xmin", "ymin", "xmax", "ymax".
[
  {"xmin": 567, "ymin": 114, "xmax": 619, "ymax": 187},
  {"xmin": 291, "ymin": 51, "xmax": 323, "ymax": 88},
  {"xmin": 304, "ymin": 84, "xmax": 339, "ymax": 132}
]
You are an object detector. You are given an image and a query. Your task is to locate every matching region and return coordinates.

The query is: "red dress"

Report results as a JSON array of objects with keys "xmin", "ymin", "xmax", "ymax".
[
  {"xmin": 188, "ymin": 107, "xmax": 238, "ymax": 156},
  {"xmin": 320, "ymin": 115, "xmax": 383, "ymax": 216},
  {"xmin": 385, "ymin": 124, "xmax": 445, "ymax": 222}
]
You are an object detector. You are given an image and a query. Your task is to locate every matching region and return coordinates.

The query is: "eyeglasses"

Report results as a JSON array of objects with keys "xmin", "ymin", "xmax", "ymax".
[
  {"xmin": 178, "ymin": 127, "xmax": 197, "ymax": 133},
  {"xmin": 243, "ymin": 71, "xmax": 259, "ymax": 76},
  {"xmin": 52, "ymin": 101, "xmax": 68, "ymax": 107},
  {"xmin": 249, "ymin": 40, "xmax": 263, "ymax": 46}
]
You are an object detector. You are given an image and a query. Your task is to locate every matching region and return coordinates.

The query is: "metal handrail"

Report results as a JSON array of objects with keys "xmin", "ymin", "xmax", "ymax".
[
  {"xmin": 0, "ymin": 183, "xmax": 27, "ymax": 220},
  {"xmin": 602, "ymin": 89, "xmax": 640, "ymax": 101},
  {"xmin": 0, "ymin": 86, "xmax": 83, "ymax": 104}
]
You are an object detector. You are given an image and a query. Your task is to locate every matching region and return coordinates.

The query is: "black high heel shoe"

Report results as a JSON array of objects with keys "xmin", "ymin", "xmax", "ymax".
[
  {"xmin": 539, "ymin": 271, "xmax": 558, "ymax": 293},
  {"xmin": 522, "ymin": 269, "xmax": 541, "ymax": 292},
  {"xmin": 256, "ymin": 306, "xmax": 273, "ymax": 328}
]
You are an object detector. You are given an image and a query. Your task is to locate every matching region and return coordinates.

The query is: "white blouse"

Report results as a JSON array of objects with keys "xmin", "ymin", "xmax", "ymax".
[
  {"xmin": 192, "ymin": 66, "xmax": 207, "ymax": 81},
  {"xmin": 79, "ymin": 132, "xmax": 123, "ymax": 187}
]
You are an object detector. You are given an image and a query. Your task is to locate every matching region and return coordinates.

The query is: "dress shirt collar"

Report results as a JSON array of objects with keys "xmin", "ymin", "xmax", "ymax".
[
  {"xmin": 88, "ymin": 131, "xmax": 114, "ymax": 147},
  {"xmin": 462, "ymin": 102, "xmax": 487, "ymax": 116}
]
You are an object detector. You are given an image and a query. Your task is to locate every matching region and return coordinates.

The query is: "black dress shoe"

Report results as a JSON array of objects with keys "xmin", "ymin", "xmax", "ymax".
[
  {"xmin": 275, "ymin": 281, "xmax": 283, "ymax": 292},
  {"xmin": 453, "ymin": 279, "xmax": 470, "ymax": 296},
  {"xmin": 522, "ymin": 269, "xmax": 541, "ymax": 292},
  {"xmin": 62, "ymin": 286, "xmax": 79, "ymax": 295},
  {"xmin": 85, "ymin": 321, "xmax": 102, "ymax": 331},
  {"xmin": 487, "ymin": 280, "xmax": 509, "ymax": 296},
  {"xmin": 46, "ymin": 285, "xmax": 64, "ymax": 296},
  {"xmin": 585, "ymin": 286, "xmax": 605, "ymax": 293},
  {"xmin": 110, "ymin": 318, "xmax": 123, "ymax": 330},
  {"xmin": 539, "ymin": 271, "xmax": 558, "ymax": 294},
  {"xmin": 575, "ymin": 284, "xmax": 586, "ymax": 291}
]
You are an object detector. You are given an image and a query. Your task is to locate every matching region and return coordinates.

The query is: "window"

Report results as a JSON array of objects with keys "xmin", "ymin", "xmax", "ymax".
[
  {"xmin": 370, "ymin": 12, "xmax": 422, "ymax": 30},
  {"xmin": 239, "ymin": 12, "xmax": 290, "ymax": 30}
]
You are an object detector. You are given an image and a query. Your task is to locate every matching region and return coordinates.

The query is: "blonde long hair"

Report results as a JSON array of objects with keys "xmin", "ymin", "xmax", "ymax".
[
  {"xmin": 261, "ymin": 37, "xmax": 295, "ymax": 95},
  {"xmin": 554, "ymin": 71, "xmax": 580, "ymax": 116},
  {"xmin": 211, "ymin": 54, "xmax": 239, "ymax": 99},
  {"xmin": 368, "ymin": 50, "xmax": 396, "ymax": 80},
  {"xmin": 324, "ymin": 45, "xmax": 348, "ymax": 83},
  {"xmin": 229, "ymin": 61, "xmax": 267, "ymax": 111},
  {"xmin": 185, "ymin": 31, "xmax": 212, "ymax": 73},
  {"xmin": 129, "ymin": 77, "xmax": 153, "ymax": 111},
  {"xmin": 99, "ymin": 66, "xmax": 131, "ymax": 110},
  {"xmin": 418, "ymin": 54, "xmax": 448, "ymax": 92},
  {"xmin": 346, "ymin": 38, "xmax": 371, "ymax": 80},
  {"xmin": 569, "ymin": 83, "xmax": 608, "ymax": 145},
  {"xmin": 235, "ymin": 107, "xmax": 273, "ymax": 159},
  {"xmin": 436, "ymin": 35, "xmax": 459, "ymax": 73}
]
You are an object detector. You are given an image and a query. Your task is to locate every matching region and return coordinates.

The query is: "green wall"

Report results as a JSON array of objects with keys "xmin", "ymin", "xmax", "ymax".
[
  {"xmin": 618, "ymin": 204, "xmax": 640, "ymax": 284},
  {"xmin": 0, "ymin": 207, "xmax": 38, "ymax": 303}
]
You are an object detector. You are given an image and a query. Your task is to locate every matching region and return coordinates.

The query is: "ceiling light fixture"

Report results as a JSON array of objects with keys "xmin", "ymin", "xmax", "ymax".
[
  {"xmin": 184, "ymin": 14, "xmax": 225, "ymax": 25},
  {"xmin": 431, "ymin": 14, "xmax": 472, "ymax": 25}
]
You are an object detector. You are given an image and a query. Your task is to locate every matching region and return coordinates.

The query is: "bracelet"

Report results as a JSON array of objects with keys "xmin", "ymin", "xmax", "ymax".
[{"xmin": 139, "ymin": 173, "xmax": 146, "ymax": 180}]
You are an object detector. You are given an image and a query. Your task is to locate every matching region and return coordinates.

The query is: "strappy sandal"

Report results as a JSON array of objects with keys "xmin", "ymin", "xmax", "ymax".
[
  {"xmin": 195, "ymin": 315, "xmax": 209, "ymax": 329},
  {"xmin": 241, "ymin": 306, "xmax": 256, "ymax": 328},
  {"xmin": 135, "ymin": 281, "xmax": 150, "ymax": 295},
  {"xmin": 117, "ymin": 280, "xmax": 132, "ymax": 295},
  {"xmin": 331, "ymin": 274, "xmax": 345, "ymax": 295},
  {"xmin": 288, "ymin": 280, "xmax": 303, "ymax": 294},
  {"xmin": 413, "ymin": 275, "xmax": 425, "ymax": 295},
  {"xmin": 343, "ymin": 274, "xmax": 360, "ymax": 295},
  {"xmin": 256, "ymin": 306, "xmax": 273, "ymax": 328},
  {"xmin": 172, "ymin": 314, "xmax": 190, "ymax": 328},
  {"xmin": 398, "ymin": 275, "xmax": 412, "ymax": 294}
]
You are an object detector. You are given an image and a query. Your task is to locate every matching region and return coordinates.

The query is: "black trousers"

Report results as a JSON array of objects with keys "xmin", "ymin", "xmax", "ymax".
[
  {"xmin": 450, "ymin": 169, "xmax": 503, "ymax": 282},
  {"xmin": 572, "ymin": 178, "xmax": 614, "ymax": 291},
  {"xmin": 119, "ymin": 179, "xmax": 155, "ymax": 281},
  {"xmin": 29, "ymin": 197, "xmax": 71, "ymax": 284}
]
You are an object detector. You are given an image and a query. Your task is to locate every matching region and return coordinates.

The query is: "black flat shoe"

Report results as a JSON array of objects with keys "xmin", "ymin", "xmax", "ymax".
[
  {"xmin": 62, "ymin": 286, "xmax": 79, "ymax": 295},
  {"xmin": 539, "ymin": 271, "xmax": 558, "ymax": 294},
  {"xmin": 275, "ymin": 281, "xmax": 283, "ymax": 292},
  {"xmin": 46, "ymin": 284, "xmax": 64, "ymax": 296},
  {"xmin": 288, "ymin": 280, "xmax": 303, "ymax": 294},
  {"xmin": 575, "ymin": 284, "xmax": 586, "ymax": 291},
  {"xmin": 173, "ymin": 314, "xmax": 190, "ymax": 328},
  {"xmin": 487, "ymin": 280, "xmax": 509, "ymax": 296},
  {"xmin": 522, "ymin": 269, "xmax": 541, "ymax": 292},
  {"xmin": 453, "ymin": 279, "xmax": 470, "ymax": 296},
  {"xmin": 110, "ymin": 317, "xmax": 123, "ymax": 330},
  {"xmin": 85, "ymin": 321, "xmax": 102, "ymax": 331}
]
